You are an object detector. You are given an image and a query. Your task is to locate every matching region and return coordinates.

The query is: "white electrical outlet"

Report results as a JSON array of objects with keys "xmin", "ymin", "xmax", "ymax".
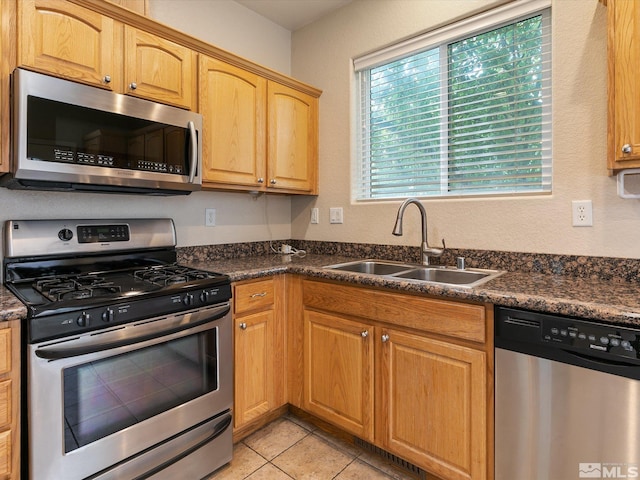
[
  {"xmin": 329, "ymin": 207, "xmax": 343, "ymax": 224},
  {"xmin": 311, "ymin": 208, "xmax": 319, "ymax": 224},
  {"xmin": 205, "ymin": 208, "xmax": 216, "ymax": 227},
  {"xmin": 572, "ymin": 200, "xmax": 593, "ymax": 227}
]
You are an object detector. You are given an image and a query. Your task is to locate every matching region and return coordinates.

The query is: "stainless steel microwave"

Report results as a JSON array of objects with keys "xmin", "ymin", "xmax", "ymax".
[{"xmin": 3, "ymin": 68, "xmax": 202, "ymax": 195}]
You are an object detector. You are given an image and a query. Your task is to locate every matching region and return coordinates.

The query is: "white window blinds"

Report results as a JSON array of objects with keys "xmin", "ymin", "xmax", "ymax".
[{"xmin": 354, "ymin": 0, "xmax": 552, "ymax": 200}]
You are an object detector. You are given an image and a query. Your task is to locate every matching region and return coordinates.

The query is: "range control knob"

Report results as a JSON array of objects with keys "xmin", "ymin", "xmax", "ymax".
[
  {"xmin": 183, "ymin": 293, "xmax": 194, "ymax": 306},
  {"xmin": 102, "ymin": 308, "xmax": 114, "ymax": 322},
  {"xmin": 77, "ymin": 311, "xmax": 91, "ymax": 327},
  {"xmin": 200, "ymin": 291, "xmax": 210, "ymax": 303},
  {"xmin": 58, "ymin": 228, "xmax": 73, "ymax": 241}
]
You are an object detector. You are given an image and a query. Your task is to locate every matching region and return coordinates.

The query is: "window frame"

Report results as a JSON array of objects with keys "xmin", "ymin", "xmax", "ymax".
[{"xmin": 353, "ymin": 0, "xmax": 552, "ymax": 202}]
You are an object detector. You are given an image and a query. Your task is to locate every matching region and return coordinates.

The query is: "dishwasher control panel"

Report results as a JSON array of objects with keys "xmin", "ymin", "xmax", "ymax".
[
  {"xmin": 542, "ymin": 318, "xmax": 639, "ymax": 359},
  {"xmin": 496, "ymin": 307, "xmax": 640, "ymax": 361}
]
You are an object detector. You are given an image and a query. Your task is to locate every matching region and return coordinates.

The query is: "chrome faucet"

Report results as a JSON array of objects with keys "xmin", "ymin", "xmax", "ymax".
[{"xmin": 392, "ymin": 198, "xmax": 445, "ymax": 266}]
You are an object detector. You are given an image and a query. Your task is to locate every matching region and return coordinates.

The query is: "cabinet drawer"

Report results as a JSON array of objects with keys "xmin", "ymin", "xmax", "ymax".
[
  {"xmin": 234, "ymin": 279, "xmax": 275, "ymax": 314},
  {"xmin": 0, "ymin": 429, "xmax": 10, "ymax": 477},
  {"xmin": 0, "ymin": 329, "xmax": 10, "ymax": 376},
  {"xmin": 302, "ymin": 279, "xmax": 487, "ymax": 343},
  {"xmin": 0, "ymin": 381, "xmax": 10, "ymax": 428}
]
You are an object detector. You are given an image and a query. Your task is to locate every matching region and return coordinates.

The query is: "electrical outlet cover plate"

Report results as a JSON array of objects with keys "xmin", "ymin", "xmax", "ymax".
[{"xmin": 572, "ymin": 200, "xmax": 593, "ymax": 227}]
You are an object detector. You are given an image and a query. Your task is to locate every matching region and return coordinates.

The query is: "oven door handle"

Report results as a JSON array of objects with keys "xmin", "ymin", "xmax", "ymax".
[
  {"xmin": 132, "ymin": 412, "xmax": 232, "ymax": 480},
  {"xmin": 35, "ymin": 303, "xmax": 230, "ymax": 360}
]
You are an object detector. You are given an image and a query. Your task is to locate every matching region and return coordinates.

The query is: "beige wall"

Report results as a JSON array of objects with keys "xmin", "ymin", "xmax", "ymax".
[
  {"xmin": 0, "ymin": 0, "xmax": 293, "ymax": 250},
  {"xmin": 290, "ymin": 0, "xmax": 639, "ymax": 259}
]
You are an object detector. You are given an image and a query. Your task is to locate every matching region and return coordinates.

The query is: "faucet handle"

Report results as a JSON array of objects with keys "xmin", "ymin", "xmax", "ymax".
[{"xmin": 425, "ymin": 238, "xmax": 446, "ymax": 257}]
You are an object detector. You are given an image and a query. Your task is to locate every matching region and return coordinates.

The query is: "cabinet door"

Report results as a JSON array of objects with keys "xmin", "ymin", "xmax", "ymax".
[
  {"xmin": 199, "ymin": 56, "xmax": 267, "ymax": 188},
  {"xmin": 377, "ymin": 328, "xmax": 487, "ymax": 480},
  {"xmin": 303, "ymin": 310, "xmax": 374, "ymax": 440},
  {"xmin": 234, "ymin": 310, "xmax": 275, "ymax": 428},
  {"xmin": 123, "ymin": 26, "xmax": 196, "ymax": 109},
  {"xmin": 608, "ymin": 0, "xmax": 640, "ymax": 169},
  {"xmin": 267, "ymin": 82, "xmax": 318, "ymax": 193},
  {"xmin": 19, "ymin": 0, "xmax": 118, "ymax": 89}
]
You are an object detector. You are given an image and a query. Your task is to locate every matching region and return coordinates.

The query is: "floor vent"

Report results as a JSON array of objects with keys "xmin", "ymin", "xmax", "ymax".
[{"xmin": 354, "ymin": 438, "xmax": 427, "ymax": 480}]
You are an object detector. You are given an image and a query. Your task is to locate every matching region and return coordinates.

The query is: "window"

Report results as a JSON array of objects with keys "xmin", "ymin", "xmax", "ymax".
[{"xmin": 354, "ymin": 0, "xmax": 551, "ymax": 200}]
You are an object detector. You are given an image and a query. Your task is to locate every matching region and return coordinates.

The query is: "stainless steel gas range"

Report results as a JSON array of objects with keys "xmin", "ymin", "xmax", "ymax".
[{"xmin": 3, "ymin": 219, "xmax": 233, "ymax": 480}]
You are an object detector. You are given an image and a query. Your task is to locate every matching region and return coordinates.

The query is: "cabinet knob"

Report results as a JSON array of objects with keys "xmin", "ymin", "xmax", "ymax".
[
  {"xmin": 381, "ymin": 334, "xmax": 390, "ymax": 343},
  {"xmin": 257, "ymin": 178, "xmax": 264, "ymax": 184},
  {"xmin": 622, "ymin": 144, "xmax": 633, "ymax": 154},
  {"xmin": 361, "ymin": 330, "xmax": 369, "ymax": 338},
  {"xmin": 103, "ymin": 75, "xmax": 111, "ymax": 84},
  {"xmin": 239, "ymin": 322, "xmax": 247, "ymax": 330},
  {"xmin": 251, "ymin": 292, "xmax": 267, "ymax": 298},
  {"xmin": 129, "ymin": 82, "xmax": 138, "ymax": 90},
  {"xmin": 270, "ymin": 179, "xmax": 277, "ymax": 185}
]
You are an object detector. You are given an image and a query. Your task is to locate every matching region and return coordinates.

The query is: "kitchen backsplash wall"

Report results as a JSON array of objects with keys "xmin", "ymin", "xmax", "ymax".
[{"xmin": 290, "ymin": 0, "xmax": 640, "ymax": 259}]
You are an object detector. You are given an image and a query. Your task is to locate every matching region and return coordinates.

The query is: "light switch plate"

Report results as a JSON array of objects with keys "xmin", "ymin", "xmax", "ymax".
[{"xmin": 329, "ymin": 207, "xmax": 343, "ymax": 224}]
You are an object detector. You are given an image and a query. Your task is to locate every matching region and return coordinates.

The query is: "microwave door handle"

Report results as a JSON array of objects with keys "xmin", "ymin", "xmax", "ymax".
[{"xmin": 188, "ymin": 120, "xmax": 197, "ymax": 184}]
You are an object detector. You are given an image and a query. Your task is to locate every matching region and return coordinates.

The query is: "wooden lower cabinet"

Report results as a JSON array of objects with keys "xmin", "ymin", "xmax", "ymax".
[
  {"xmin": 297, "ymin": 277, "xmax": 492, "ymax": 480},
  {"xmin": 0, "ymin": 321, "xmax": 20, "ymax": 479},
  {"xmin": 303, "ymin": 310, "xmax": 374, "ymax": 441},
  {"xmin": 233, "ymin": 276, "xmax": 286, "ymax": 438},
  {"xmin": 377, "ymin": 327, "xmax": 487, "ymax": 480}
]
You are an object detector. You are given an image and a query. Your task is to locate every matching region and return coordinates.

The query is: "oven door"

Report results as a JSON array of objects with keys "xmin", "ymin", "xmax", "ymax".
[{"xmin": 27, "ymin": 303, "xmax": 232, "ymax": 480}]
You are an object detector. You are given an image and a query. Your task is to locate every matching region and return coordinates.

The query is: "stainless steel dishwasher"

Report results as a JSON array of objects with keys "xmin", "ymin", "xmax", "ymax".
[{"xmin": 495, "ymin": 306, "xmax": 640, "ymax": 480}]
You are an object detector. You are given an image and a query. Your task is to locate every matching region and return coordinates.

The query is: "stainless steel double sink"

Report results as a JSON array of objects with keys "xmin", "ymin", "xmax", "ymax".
[{"xmin": 323, "ymin": 259, "xmax": 503, "ymax": 288}]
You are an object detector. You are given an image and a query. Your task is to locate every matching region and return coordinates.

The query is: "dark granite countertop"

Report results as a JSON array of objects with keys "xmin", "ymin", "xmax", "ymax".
[
  {"xmin": 184, "ymin": 254, "xmax": 640, "ymax": 327},
  {"xmin": 0, "ymin": 284, "xmax": 27, "ymax": 322},
  {"xmin": 3, "ymin": 253, "xmax": 640, "ymax": 327}
]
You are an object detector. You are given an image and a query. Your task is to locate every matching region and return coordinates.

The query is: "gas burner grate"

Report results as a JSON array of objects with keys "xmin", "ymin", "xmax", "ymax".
[
  {"xmin": 33, "ymin": 277, "xmax": 122, "ymax": 302},
  {"xmin": 133, "ymin": 265, "xmax": 216, "ymax": 287}
]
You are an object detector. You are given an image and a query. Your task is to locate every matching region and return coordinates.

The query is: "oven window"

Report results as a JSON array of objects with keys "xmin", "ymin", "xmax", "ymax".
[{"xmin": 63, "ymin": 329, "xmax": 218, "ymax": 452}]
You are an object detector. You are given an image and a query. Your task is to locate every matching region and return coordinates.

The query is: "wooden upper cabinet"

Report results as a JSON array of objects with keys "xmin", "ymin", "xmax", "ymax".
[
  {"xmin": 268, "ymin": 82, "xmax": 318, "ymax": 193},
  {"xmin": 18, "ymin": 0, "xmax": 118, "ymax": 90},
  {"xmin": 123, "ymin": 26, "xmax": 196, "ymax": 110},
  {"xmin": 106, "ymin": 0, "xmax": 149, "ymax": 16},
  {"xmin": 607, "ymin": 0, "xmax": 640, "ymax": 170},
  {"xmin": 200, "ymin": 57, "xmax": 319, "ymax": 194},
  {"xmin": 199, "ymin": 56, "xmax": 267, "ymax": 188}
]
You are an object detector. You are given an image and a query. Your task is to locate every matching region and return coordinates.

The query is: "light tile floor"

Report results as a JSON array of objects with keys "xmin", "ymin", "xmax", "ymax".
[{"xmin": 207, "ymin": 414, "xmax": 422, "ymax": 480}]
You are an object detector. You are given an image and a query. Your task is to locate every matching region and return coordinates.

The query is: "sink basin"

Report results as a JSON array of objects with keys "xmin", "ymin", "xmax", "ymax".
[
  {"xmin": 324, "ymin": 259, "xmax": 503, "ymax": 287},
  {"xmin": 394, "ymin": 268, "xmax": 488, "ymax": 285},
  {"xmin": 326, "ymin": 260, "xmax": 413, "ymax": 275}
]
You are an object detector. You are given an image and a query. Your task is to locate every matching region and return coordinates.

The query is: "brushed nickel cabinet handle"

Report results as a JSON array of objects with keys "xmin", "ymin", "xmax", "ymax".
[
  {"xmin": 622, "ymin": 144, "xmax": 632, "ymax": 154},
  {"xmin": 103, "ymin": 75, "xmax": 111, "ymax": 84},
  {"xmin": 381, "ymin": 334, "xmax": 390, "ymax": 343},
  {"xmin": 361, "ymin": 330, "xmax": 369, "ymax": 338},
  {"xmin": 250, "ymin": 292, "xmax": 267, "ymax": 298},
  {"xmin": 239, "ymin": 322, "xmax": 247, "ymax": 330},
  {"xmin": 129, "ymin": 82, "xmax": 137, "ymax": 90}
]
